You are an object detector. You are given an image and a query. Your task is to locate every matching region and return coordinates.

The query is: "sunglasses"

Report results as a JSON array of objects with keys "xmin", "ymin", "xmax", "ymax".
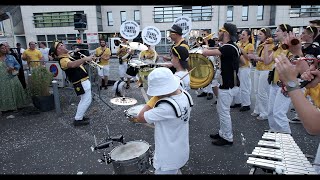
[
  {"xmin": 219, "ymin": 28, "xmax": 228, "ymax": 34},
  {"xmin": 260, "ymin": 28, "xmax": 266, "ymax": 32}
]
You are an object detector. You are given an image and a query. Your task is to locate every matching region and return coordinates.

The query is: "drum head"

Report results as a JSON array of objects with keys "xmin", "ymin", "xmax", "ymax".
[
  {"xmin": 126, "ymin": 104, "xmax": 145, "ymax": 117},
  {"xmin": 110, "ymin": 140, "xmax": 150, "ymax": 161},
  {"xmin": 188, "ymin": 53, "xmax": 215, "ymax": 89}
]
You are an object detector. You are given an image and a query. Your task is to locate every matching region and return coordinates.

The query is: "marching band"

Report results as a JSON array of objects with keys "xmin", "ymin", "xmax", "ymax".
[{"xmin": 3, "ymin": 14, "xmax": 320, "ymax": 175}]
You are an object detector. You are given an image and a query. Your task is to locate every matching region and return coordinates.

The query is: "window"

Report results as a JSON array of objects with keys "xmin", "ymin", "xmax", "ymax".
[
  {"xmin": 290, "ymin": 5, "xmax": 320, "ymax": 18},
  {"xmin": 107, "ymin": 11, "xmax": 113, "ymax": 26},
  {"xmin": 153, "ymin": 6, "xmax": 212, "ymax": 23},
  {"xmin": 33, "ymin": 11, "xmax": 84, "ymax": 28},
  {"xmin": 37, "ymin": 34, "xmax": 89, "ymax": 49},
  {"xmin": 257, "ymin": 5, "xmax": 264, "ymax": 20},
  {"xmin": 120, "ymin": 11, "xmax": 126, "ymax": 24},
  {"xmin": 227, "ymin": 6, "xmax": 233, "ymax": 22},
  {"xmin": 242, "ymin": 6, "xmax": 249, "ymax": 21},
  {"xmin": 134, "ymin": 10, "xmax": 140, "ymax": 25},
  {"xmin": 155, "ymin": 30, "xmax": 172, "ymax": 54}
]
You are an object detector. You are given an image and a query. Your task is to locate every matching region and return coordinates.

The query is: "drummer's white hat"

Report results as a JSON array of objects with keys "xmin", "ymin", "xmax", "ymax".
[{"xmin": 147, "ymin": 67, "xmax": 180, "ymax": 96}]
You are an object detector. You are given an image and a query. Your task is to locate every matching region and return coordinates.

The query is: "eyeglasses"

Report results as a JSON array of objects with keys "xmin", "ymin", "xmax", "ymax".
[{"xmin": 306, "ymin": 26, "xmax": 314, "ymax": 33}]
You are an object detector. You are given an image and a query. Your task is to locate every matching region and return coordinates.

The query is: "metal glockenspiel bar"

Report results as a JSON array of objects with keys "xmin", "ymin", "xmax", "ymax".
[{"xmin": 246, "ymin": 131, "xmax": 317, "ymax": 175}]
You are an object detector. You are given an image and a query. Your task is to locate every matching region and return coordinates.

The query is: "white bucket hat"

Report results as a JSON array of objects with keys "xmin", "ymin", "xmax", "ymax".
[{"xmin": 147, "ymin": 67, "xmax": 180, "ymax": 96}]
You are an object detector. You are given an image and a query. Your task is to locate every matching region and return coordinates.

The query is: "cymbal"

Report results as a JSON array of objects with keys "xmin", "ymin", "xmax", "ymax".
[
  {"xmin": 128, "ymin": 42, "xmax": 148, "ymax": 51},
  {"xmin": 110, "ymin": 97, "xmax": 138, "ymax": 106}
]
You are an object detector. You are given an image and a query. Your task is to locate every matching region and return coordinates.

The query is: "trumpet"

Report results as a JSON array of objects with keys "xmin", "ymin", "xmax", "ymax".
[
  {"xmin": 197, "ymin": 33, "xmax": 215, "ymax": 44},
  {"xmin": 77, "ymin": 52, "xmax": 103, "ymax": 69}
]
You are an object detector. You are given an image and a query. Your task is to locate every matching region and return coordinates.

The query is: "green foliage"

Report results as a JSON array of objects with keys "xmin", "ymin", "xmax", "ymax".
[{"xmin": 29, "ymin": 66, "xmax": 53, "ymax": 97}]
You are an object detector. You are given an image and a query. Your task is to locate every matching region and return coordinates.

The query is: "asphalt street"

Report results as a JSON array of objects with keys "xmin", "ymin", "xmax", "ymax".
[{"xmin": 0, "ymin": 57, "xmax": 319, "ymax": 175}]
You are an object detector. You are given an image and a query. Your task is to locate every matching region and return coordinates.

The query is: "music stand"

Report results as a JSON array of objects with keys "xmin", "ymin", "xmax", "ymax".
[{"xmin": 87, "ymin": 64, "xmax": 114, "ymax": 110}]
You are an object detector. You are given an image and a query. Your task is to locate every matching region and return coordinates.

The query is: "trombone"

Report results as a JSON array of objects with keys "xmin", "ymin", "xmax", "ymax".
[
  {"xmin": 196, "ymin": 33, "xmax": 215, "ymax": 44},
  {"xmin": 77, "ymin": 52, "xmax": 103, "ymax": 69}
]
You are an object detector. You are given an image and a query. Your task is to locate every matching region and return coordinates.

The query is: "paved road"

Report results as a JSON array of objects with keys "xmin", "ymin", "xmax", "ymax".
[{"xmin": 0, "ymin": 58, "xmax": 319, "ymax": 175}]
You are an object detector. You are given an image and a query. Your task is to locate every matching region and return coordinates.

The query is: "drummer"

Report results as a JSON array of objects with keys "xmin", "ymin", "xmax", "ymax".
[
  {"xmin": 171, "ymin": 46, "xmax": 190, "ymax": 91},
  {"xmin": 129, "ymin": 67, "xmax": 193, "ymax": 174},
  {"xmin": 162, "ymin": 24, "xmax": 190, "ymax": 74},
  {"xmin": 139, "ymin": 43, "xmax": 158, "ymax": 64}
]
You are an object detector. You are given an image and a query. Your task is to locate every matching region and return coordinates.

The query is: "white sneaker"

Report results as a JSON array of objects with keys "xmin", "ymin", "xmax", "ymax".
[
  {"xmin": 257, "ymin": 116, "xmax": 267, "ymax": 120},
  {"xmin": 251, "ymin": 112, "xmax": 259, "ymax": 117}
]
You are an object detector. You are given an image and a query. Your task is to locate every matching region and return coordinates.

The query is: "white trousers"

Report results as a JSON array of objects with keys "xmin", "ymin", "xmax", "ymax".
[
  {"xmin": 75, "ymin": 80, "xmax": 92, "ymax": 120},
  {"xmin": 253, "ymin": 70, "xmax": 270, "ymax": 118},
  {"xmin": 234, "ymin": 67, "xmax": 251, "ymax": 106},
  {"xmin": 119, "ymin": 63, "xmax": 128, "ymax": 78},
  {"xmin": 267, "ymin": 84, "xmax": 291, "ymax": 134},
  {"xmin": 217, "ymin": 86, "xmax": 240, "ymax": 142}
]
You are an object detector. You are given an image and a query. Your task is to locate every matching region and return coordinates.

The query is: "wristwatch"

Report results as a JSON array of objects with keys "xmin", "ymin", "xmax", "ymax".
[{"xmin": 286, "ymin": 80, "xmax": 300, "ymax": 92}]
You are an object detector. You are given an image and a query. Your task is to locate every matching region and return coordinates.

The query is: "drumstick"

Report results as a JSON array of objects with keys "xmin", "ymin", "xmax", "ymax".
[{"xmin": 180, "ymin": 67, "xmax": 196, "ymax": 80}]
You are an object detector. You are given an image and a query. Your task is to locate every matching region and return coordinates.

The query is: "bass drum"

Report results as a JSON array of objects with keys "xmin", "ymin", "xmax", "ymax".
[{"xmin": 188, "ymin": 47, "xmax": 215, "ymax": 89}]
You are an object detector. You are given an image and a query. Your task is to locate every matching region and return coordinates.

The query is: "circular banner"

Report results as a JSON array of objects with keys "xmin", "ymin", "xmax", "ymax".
[
  {"xmin": 141, "ymin": 26, "xmax": 161, "ymax": 46},
  {"xmin": 120, "ymin": 21, "xmax": 140, "ymax": 40},
  {"xmin": 173, "ymin": 16, "xmax": 192, "ymax": 38}
]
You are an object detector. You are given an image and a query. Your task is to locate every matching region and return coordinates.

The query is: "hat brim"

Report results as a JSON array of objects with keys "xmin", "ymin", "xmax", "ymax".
[
  {"xmin": 147, "ymin": 75, "xmax": 180, "ymax": 96},
  {"xmin": 169, "ymin": 28, "xmax": 182, "ymax": 35}
]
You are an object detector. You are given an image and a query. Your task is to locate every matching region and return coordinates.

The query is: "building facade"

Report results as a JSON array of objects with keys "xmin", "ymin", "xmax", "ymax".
[{"xmin": 1, "ymin": 5, "xmax": 319, "ymax": 53}]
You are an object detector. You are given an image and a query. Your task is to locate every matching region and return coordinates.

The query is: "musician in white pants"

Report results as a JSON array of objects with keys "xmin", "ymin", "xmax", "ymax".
[{"xmin": 232, "ymin": 29, "xmax": 254, "ymax": 112}]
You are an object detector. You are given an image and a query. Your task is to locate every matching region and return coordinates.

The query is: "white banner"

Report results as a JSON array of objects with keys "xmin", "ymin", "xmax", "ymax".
[
  {"xmin": 120, "ymin": 21, "xmax": 140, "ymax": 40},
  {"xmin": 86, "ymin": 33, "xmax": 99, "ymax": 43},
  {"xmin": 173, "ymin": 16, "xmax": 192, "ymax": 38},
  {"xmin": 141, "ymin": 26, "xmax": 161, "ymax": 46}
]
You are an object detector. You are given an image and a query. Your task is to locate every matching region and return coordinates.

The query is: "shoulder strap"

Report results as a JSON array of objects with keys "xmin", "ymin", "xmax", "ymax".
[
  {"xmin": 154, "ymin": 90, "xmax": 193, "ymax": 118},
  {"xmin": 222, "ymin": 43, "xmax": 241, "ymax": 57},
  {"xmin": 155, "ymin": 97, "xmax": 182, "ymax": 117},
  {"xmin": 99, "ymin": 48, "xmax": 107, "ymax": 57},
  {"xmin": 183, "ymin": 90, "xmax": 194, "ymax": 107}
]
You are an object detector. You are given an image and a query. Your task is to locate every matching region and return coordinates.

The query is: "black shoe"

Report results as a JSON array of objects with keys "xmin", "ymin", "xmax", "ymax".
[
  {"xmin": 207, "ymin": 93, "xmax": 213, "ymax": 100},
  {"xmin": 239, "ymin": 106, "xmax": 250, "ymax": 112},
  {"xmin": 209, "ymin": 133, "xmax": 222, "ymax": 139},
  {"xmin": 197, "ymin": 92, "xmax": 207, "ymax": 97},
  {"xmin": 104, "ymin": 86, "xmax": 108, "ymax": 90},
  {"xmin": 82, "ymin": 117, "xmax": 90, "ymax": 121},
  {"xmin": 230, "ymin": 103, "xmax": 241, "ymax": 108},
  {"xmin": 73, "ymin": 119, "xmax": 90, "ymax": 126},
  {"xmin": 99, "ymin": 86, "xmax": 103, "ymax": 90},
  {"xmin": 214, "ymin": 101, "xmax": 217, "ymax": 104},
  {"xmin": 212, "ymin": 138, "xmax": 233, "ymax": 146}
]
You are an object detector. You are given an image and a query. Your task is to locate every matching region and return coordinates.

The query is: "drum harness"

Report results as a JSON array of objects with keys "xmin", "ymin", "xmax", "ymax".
[{"xmin": 154, "ymin": 90, "xmax": 194, "ymax": 118}]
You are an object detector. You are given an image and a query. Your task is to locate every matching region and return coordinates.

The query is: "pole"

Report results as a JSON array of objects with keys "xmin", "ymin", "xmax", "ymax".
[
  {"xmin": 52, "ymin": 80, "xmax": 62, "ymax": 115},
  {"xmin": 78, "ymin": 30, "xmax": 84, "ymax": 43}
]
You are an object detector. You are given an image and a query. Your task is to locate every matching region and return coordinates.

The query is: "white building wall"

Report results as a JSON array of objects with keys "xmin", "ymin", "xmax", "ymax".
[
  {"xmin": 275, "ymin": 5, "xmax": 319, "ymax": 27},
  {"xmin": 20, "ymin": 5, "xmax": 98, "ymax": 44}
]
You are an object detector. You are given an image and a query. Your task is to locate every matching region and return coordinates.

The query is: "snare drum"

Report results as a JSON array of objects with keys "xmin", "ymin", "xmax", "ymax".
[
  {"xmin": 127, "ymin": 59, "xmax": 144, "ymax": 77},
  {"xmin": 109, "ymin": 140, "xmax": 152, "ymax": 174},
  {"xmin": 125, "ymin": 104, "xmax": 146, "ymax": 118}
]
